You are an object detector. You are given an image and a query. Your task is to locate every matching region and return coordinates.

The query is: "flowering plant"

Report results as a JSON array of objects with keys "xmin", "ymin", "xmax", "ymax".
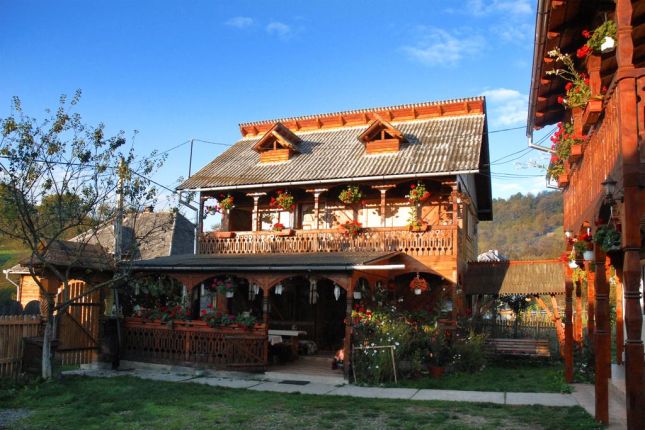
[
  {"xmin": 272, "ymin": 222, "xmax": 285, "ymax": 231},
  {"xmin": 339, "ymin": 220, "xmax": 362, "ymax": 237},
  {"xmin": 546, "ymin": 48, "xmax": 600, "ymax": 108},
  {"xmin": 206, "ymin": 278, "xmax": 235, "ymax": 295},
  {"xmin": 338, "ymin": 185, "xmax": 362, "ymax": 205},
  {"xmin": 546, "ymin": 121, "xmax": 587, "ymax": 181},
  {"xmin": 406, "ymin": 213, "xmax": 428, "ymax": 231},
  {"xmin": 270, "ymin": 190, "xmax": 295, "ymax": 211},
  {"xmin": 141, "ymin": 302, "xmax": 192, "ymax": 323},
  {"xmin": 406, "ymin": 183, "xmax": 431, "ymax": 205},
  {"xmin": 580, "ymin": 20, "xmax": 617, "ymax": 55},
  {"xmin": 218, "ymin": 193, "xmax": 234, "ymax": 210},
  {"xmin": 593, "ymin": 224, "xmax": 621, "ymax": 252}
]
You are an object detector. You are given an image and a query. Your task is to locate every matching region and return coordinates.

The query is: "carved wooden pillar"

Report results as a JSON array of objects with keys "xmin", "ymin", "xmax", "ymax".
[
  {"xmin": 616, "ymin": 1, "xmax": 644, "ymax": 426},
  {"xmin": 585, "ymin": 261, "xmax": 595, "ymax": 340},
  {"xmin": 306, "ymin": 188, "xmax": 328, "ymax": 230},
  {"xmin": 372, "ymin": 184, "xmax": 396, "ymax": 227},
  {"xmin": 564, "ymin": 268, "xmax": 574, "ymax": 383},
  {"xmin": 615, "ymin": 268, "xmax": 624, "ymax": 365},
  {"xmin": 575, "ymin": 280, "xmax": 583, "ymax": 344},
  {"xmin": 246, "ymin": 192, "xmax": 266, "ymax": 232},
  {"xmin": 594, "ymin": 247, "xmax": 610, "ymax": 425}
]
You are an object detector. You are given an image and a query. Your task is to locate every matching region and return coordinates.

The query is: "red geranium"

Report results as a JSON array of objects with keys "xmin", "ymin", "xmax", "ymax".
[
  {"xmin": 576, "ymin": 45, "xmax": 592, "ymax": 58},
  {"xmin": 582, "ymin": 29, "xmax": 591, "ymax": 38},
  {"xmin": 557, "ymin": 96, "xmax": 564, "ymax": 104}
]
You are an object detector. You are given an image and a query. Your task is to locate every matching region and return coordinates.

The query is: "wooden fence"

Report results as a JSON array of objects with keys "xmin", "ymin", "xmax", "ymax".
[{"xmin": 0, "ymin": 315, "xmax": 42, "ymax": 378}]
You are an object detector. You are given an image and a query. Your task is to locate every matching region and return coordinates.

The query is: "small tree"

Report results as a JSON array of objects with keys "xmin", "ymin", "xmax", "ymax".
[{"xmin": 0, "ymin": 91, "xmax": 167, "ymax": 378}]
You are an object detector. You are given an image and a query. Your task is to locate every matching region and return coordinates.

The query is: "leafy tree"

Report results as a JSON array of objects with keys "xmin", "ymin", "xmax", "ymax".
[{"xmin": 0, "ymin": 91, "xmax": 167, "ymax": 378}]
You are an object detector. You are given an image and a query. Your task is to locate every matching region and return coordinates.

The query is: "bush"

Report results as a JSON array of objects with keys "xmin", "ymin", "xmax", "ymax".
[{"xmin": 452, "ymin": 331, "xmax": 488, "ymax": 373}]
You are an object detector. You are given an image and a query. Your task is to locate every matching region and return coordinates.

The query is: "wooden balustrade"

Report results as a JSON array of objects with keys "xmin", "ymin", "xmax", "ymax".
[
  {"xmin": 122, "ymin": 318, "xmax": 267, "ymax": 369},
  {"xmin": 199, "ymin": 226, "xmax": 456, "ymax": 256},
  {"xmin": 564, "ymin": 85, "xmax": 623, "ymax": 229}
]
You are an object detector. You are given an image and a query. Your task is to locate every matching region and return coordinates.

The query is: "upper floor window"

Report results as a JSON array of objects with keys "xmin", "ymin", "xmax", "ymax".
[
  {"xmin": 358, "ymin": 116, "xmax": 406, "ymax": 154},
  {"xmin": 253, "ymin": 122, "xmax": 301, "ymax": 163}
]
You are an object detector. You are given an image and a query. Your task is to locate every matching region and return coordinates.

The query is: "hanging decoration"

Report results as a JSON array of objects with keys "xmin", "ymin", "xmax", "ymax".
[
  {"xmin": 309, "ymin": 279, "xmax": 318, "ymax": 304},
  {"xmin": 275, "ymin": 283, "xmax": 284, "ymax": 295},
  {"xmin": 409, "ymin": 273, "xmax": 429, "ymax": 295},
  {"xmin": 333, "ymin": 284, "xmax": 341, "ymax": 301}
]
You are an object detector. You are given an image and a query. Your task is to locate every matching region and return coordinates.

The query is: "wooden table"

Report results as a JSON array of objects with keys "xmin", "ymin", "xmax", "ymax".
[{"xmin": 268, "ymin": 329, "xmax": 307, "ymax": 357}]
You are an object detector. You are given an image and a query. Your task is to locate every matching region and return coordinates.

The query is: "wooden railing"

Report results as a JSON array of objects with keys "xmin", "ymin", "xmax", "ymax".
[
  {"xmin": 564, "ymin": 80, "xmax": 624, "ymax": 229},
  {"xmin": 122, "ymin": 318, "xmax": 267, "ymax": 369},
  {"xmin": 199, "ymin": 226, "xmax": 456, "ymax": 256}
]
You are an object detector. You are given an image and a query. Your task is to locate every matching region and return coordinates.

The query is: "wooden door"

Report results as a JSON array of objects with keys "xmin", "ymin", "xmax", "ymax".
[{"xmin": 56, "ymin": 280, "xmax": 101, "ymax": 365}]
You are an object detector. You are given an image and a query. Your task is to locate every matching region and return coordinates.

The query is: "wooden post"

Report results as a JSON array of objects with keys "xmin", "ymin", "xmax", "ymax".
[
  {"xmin": 565, "ymin": 270, "xmax": 574, "ymax": 383},
  {"xmin": 246, "ymin": 192, "xmax": 266, "ymax": 232},
  {"xmin": 594, "ymin": 247, "xmax": 609, "ymax": 425},
  {"xmin": 616, "ymin": 1, "xmax": 644, "ymax": 427},
  {"xmin": 585, "ymin": 261, "xmax": 595, "ymax": 341},
  {"xmin": 198, "ymin": 194, "xmax": 205, "ymax": 235},
  {"xmin": 372, "ymin": 185, "xmax": 396, "ymax": 228},
  {"xmin": 615, "ymin": 268, "xmax": 624, "ymax": 365},
  {"xmin": 343, "ymin": 283, "xmax": 353, "ymax": 381},
  {"xmin": 262, "ymin": 286, "xmax": 269, "ymax": 327}
]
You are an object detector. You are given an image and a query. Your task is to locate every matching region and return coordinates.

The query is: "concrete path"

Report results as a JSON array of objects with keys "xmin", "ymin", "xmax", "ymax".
[{"xmin": 62, "ymin": 362, "xmax": 580, "ymax": 409}]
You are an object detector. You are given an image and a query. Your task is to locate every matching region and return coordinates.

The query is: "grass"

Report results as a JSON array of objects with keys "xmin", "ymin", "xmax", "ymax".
[
  {"xmin": 390, "ymin": 359, "xmax": 571, "ymax": 393},
  {"xmin": 0, "ymin": 245, "xmax": 28, "ymax": 304},
  {"xmin": 0, "ymin": 376, "xmax": 600, "ymax": 429}
]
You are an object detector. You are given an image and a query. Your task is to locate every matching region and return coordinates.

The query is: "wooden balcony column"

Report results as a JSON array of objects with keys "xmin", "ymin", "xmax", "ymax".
[
  {"xmin": 306, "ymin": 188, "xmax": 328, "ymax": 230},
  {"xmin": 564, "ymin": 267, "xmax": 574, "ymax": 383},
  {"xmin": 372, "ymin": 184, "xmax": 396, "ymax": 227},
  {"xmin": 246, "ymin": 192, "xmax": 266, "ymax": 232},
  {"xmin": 593, "ymin": 246, "xmax": 610, "ymax": 424}
]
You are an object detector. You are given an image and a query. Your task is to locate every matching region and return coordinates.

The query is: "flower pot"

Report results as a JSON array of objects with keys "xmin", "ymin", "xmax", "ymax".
[
  {"xmin": 582, "ymin": 99, "xmax": 603, "ymax": 132},
  {"xmin": 277, "ymin": 228, "xmax": 294, "ymax": 236},
  {"xmin": 428, "ymin": 366, "xmax": 445, "ymax": 379},
  {"xmin": 568, "ymin": 260, "xmax": 579, "ymax": 269},
  {"xmin": 225, "ymin": 291, "xmax": 235, "ymax": 298},
  {"xmin": 583, "ymin": 250, "xmax": 594, "ymax": 261},
  {"xmin": 409, "ymin": 224, "xmax": 429, "ymax": 232},
  {"xmin": 353, "ymin": 291, "xmax": 362, "ymax": 300},
  {"xmin": 601, "ymin": 36, "xmax": 615, "ymax": 53},
  {"xmin": 215, "ymin": 231, "xmax": 236, "ymax": 239},
  {"xmin": 557, "ymin": 174, "xmax": 569, "ymax": 188},
  {"xmin": 414, "ymin": 288, "xmax": 422, "ymax": 295},
  {"xmin": 569, "ymin": 144, "xmax": 583, "ymax": 163}
]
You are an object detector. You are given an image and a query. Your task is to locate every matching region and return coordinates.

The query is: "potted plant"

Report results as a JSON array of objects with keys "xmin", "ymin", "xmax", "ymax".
[
  {"xmin": 272, "ymin": 222, "xmax": 294, "ymax": 236},
  {"xmin": 406, "ymin": 183, "xmax": 431, "ymax": 205},
  {"xmin": 427, "ymin": 330, "xmax": 452, "ymax": 378},
  {"xmin": 407, "ymin": 216, "xmax": 429, "ymax": 232},
  {"xmin": 235, "ymin": 312, "xmax": 257, "ymax": 330},
  {"xmin": 339, "ymin": 220, "xmax": 362, "ymax": 238},
  {"xmin": 270, "ymin": 190, "xmax": 295, "ymax": 211},
  {"xmin": 409, "ymin": 275, "xmax": 429, "ymax": 296},
  {"xmin": 593, "ymin": 224, "xmax": 621, "ymax": 253},
  {"xmin": 211, "ymin": 278, "xmax": 236, "ymax": 298},
  {"xmin": 338, "ymin": 185, "xmax": 362, "ymax": 205},
  {"xmin": 581, "ymin": 21, "xmax": 617, "ymax": 55},
  {"xmin": 218, "ymin": 193, "xmax": 235, "ymax": 210}
]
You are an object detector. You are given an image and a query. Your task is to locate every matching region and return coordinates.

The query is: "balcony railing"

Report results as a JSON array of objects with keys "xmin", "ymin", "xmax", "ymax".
[{"xmin": 199, "ymin": 226, "xmax": 457, "ymax": 256}]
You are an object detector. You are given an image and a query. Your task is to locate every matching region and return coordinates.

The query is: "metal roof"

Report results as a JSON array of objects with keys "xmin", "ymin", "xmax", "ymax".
[
  {"xmin": 463, "ymin": 260, "xmax": 566, "ymax": 296},
  {"xmin": 131, "ymin": 251, "xmax": 402, "ymax": 271},
  {"xmin": 179, "ymin": 114, "xmax": 486, "ymax": 190}
]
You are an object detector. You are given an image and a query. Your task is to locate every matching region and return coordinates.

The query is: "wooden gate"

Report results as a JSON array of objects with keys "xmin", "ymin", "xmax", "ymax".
[{"xmin": 56, "ymin": 280, "xmax": 101, "ymax": 366}]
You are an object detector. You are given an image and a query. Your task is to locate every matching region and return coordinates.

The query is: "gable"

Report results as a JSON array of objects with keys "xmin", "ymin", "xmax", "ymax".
[
  {"xmin": 358, "ymin": 115, "xmax": 406, "ymax": 154},
  {"xmin": 252, "ymin": 122, "xmax": 302, "ymax": 163}
]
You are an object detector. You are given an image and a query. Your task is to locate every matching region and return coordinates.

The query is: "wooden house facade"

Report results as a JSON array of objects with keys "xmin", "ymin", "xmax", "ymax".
[
  {"xmin": 528, "ymin": 0, "xmax": 645, "ymax": 427},
  {"xmin": 130, "ymin": 98, "xmax": 492, "ymax": 377}
]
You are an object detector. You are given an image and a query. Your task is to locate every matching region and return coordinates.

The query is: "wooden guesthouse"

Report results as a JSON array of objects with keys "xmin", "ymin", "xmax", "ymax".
[
  {"xmin": 528, "ymin": 0, "xmax": 645, "ymax": 427},
  {"xmin": 127, "ymin": 98, "xmax": 492, "ymax": 377}
]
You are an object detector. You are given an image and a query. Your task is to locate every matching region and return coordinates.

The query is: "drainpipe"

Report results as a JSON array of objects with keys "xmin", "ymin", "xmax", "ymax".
[{"xmin": 3, "ymin": 269, "xmax": 21, "ymax": 301}]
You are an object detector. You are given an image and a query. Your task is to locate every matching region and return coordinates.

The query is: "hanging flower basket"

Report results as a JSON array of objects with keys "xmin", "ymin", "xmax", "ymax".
[
  {"xmin": 218, "ymin": 193, "xmax": 235, "ymax": 211},
  {"xmin": 338, "ymin": 185, "xmax": 362, "ymax": 205},
  {"xmin": 339, "ymin": 220, "xmax": 362, "ymax": 237},
  {"xmin": 406, "ymin": 183, "xmax": 431, "ymax": 205},
  {"xmin": 581, "ymin": 21, "xmax": 617, "ymax": 55},
  {"xmin": 409, "ymin": 275, "xmax": 428, "ymax": 295},
  {"xmin": 583, "ymin": 250, "xmax": 594, "ymax": 261},
  {"xmin": 270, "ymin": 190, "xmax": 296, "ymax": 211}
]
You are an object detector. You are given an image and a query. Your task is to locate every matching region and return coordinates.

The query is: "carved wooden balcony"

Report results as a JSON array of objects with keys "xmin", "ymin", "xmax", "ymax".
[{"xmin": 198, "ymin": 226, "xmax": 457, "ymax": 256}]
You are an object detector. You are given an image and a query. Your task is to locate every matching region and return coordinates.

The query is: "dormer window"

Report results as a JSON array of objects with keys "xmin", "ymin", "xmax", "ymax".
[
  {"xmin": 253, "ymin": 122, "xmax": 302, "ymax": 163},
  {"xmin": 359, "ymin": 115, "xmax": 406, "ymax": 154}
]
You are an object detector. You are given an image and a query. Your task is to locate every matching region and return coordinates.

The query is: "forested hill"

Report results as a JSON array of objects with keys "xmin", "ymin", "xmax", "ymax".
[{"xmin": 477, "ymin": 191, "xmax": 563, "ymax": 260}]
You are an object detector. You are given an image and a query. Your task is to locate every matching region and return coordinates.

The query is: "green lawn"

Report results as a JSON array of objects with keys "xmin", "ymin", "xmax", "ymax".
[
  {"xmin": 0, "ymin": 376, "xmax": 600, "ymax": 429},
  {"xmin": 0, "ymin": 246, "xmax": 27, "ymax": 304},
  {"xmin": 391, "ymin": 360, "xmax": 571, "ymax": 393}
]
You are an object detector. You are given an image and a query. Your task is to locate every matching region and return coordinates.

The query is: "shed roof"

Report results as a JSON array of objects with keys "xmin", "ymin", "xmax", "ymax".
[
  {"xmin": 20, "ymin": 241, "xmax": 115, "ymax": 272},
  {"xmin": 464, "ymin": 260, "xmax": 566, "ymax": 296}
]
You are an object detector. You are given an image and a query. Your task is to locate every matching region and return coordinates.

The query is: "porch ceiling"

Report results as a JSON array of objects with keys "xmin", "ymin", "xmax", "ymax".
[{"xmin": 130, "ymin": 251, "xmax": 404, "ymax": 272}]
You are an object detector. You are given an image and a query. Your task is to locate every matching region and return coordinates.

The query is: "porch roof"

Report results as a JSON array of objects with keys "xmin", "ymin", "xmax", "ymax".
[
  {"xmin": 130, "ymin": 251, "xmax": 404, "ymax": 272},
  {"xmin": 463, "ymin": 259, "xmax": 566, "ymax": 296}
]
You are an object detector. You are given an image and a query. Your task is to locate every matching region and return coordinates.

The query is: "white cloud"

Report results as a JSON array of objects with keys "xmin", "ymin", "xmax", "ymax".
[
  {"xmin": 464, "ymin": 0, "xmax": 532, "ymax": 16},
  {"xmin": 480, "ymin": 88, "xmax": 528, "ymax": 126},
  {"xmin": 490, "ymin": 22, "xmax": 533, "ymax": 45},
  {"xmin": 402, "ymin": 27, "xmax": 485, "ymax": 67},
  {"xmin": 266, "ymin": 21, "xmax": 292, "ymax": 39},
  {"xmin": 225, "ymin": 16, "xmax": 254, "ymax": 29}
]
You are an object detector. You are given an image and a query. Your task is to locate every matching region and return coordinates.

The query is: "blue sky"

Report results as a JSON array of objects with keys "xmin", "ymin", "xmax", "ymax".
[{"xmin": 0, "ymin": 0, "xmax": 552, "ymax": 208}]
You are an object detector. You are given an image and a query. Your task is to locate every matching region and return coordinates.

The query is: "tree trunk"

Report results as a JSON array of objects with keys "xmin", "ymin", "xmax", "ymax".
[{"xmin": 42, "ymin": 295, "xmax": 56, "ymax": 379}]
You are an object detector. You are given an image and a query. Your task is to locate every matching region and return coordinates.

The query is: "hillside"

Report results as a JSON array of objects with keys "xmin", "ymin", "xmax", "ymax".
[{"xmin": 478, "ymin": 191, "xmax": 563, "ymax": 260}]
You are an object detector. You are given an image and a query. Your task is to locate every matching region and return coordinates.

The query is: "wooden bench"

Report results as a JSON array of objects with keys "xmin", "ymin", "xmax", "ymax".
[{"xmin": 485, "ymin": 338, "xmax": 551, "ymax": 358}]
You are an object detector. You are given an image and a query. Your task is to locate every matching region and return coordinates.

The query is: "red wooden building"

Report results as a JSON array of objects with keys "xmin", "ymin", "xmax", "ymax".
[
  {"xmin": 528, "ymin": 0, "xmax": 645, "ymax": 427},
  {"xmin": 127, "ymin": 98, "xmax": 492, "ymax": 377}
]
